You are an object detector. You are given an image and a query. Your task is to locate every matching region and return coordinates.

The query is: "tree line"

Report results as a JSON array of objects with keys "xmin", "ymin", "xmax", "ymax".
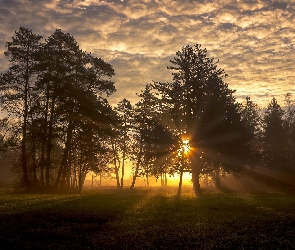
[{"xmin": 0, "ymin": 27, "xmax": 294, "ymax": 195}]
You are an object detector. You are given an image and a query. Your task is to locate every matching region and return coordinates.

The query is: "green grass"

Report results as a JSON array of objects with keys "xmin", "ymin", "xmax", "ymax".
[{"xmin": 0, "ymin": 187, "xmax": 295, "ymax": 249}]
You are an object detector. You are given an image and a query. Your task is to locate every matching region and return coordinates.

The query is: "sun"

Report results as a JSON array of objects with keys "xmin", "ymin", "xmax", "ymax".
[{"xmin": 182, "ymin": 139, "xmax": 190, "ymax": 155}]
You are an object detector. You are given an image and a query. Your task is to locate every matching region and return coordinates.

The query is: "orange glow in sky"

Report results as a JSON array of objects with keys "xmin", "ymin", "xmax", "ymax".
[{"xmin": 0, "ymin": 0, "xmax": 294, "ymax": 108}]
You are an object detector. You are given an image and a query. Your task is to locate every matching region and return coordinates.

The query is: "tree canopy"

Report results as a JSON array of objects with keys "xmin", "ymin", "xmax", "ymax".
[
  {"xmin": 0, "ymin": 27, "xmax": 116, "ymax": 191},
  {"xmin": 151, "ymin": 44, "xmax": 252, "ymax": 195},
  {"xmin": 0, "ymin": 28, "xmax": 295, "ymax": 195}
]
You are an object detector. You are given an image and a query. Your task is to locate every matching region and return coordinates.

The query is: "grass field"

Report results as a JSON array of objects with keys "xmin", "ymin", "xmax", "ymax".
[{"xmin": 0, "ymin": 187, "xmax": 295, "ymax": 249}]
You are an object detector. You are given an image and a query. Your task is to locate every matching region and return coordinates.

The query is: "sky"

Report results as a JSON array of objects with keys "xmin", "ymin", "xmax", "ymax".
[{"xmin": 0, "ymin": 0, "xmax": 294, "ymax": 108}]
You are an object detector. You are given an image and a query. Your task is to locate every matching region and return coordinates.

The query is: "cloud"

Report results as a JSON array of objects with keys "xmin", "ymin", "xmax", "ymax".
[{"xmin": 0, "ymin": 0, "xmax": 295, "ymax": 108}]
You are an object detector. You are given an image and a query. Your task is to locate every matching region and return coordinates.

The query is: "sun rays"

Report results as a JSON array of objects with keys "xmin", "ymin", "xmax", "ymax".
[{"xmin": 182, "ymin": 139, "xmax": 190, "ymax": 155}]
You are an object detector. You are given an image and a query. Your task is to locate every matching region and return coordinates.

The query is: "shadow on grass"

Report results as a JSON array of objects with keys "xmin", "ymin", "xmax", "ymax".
[
  {"xmin": 0, "ymin": 187, "xmax": 295, "ymax": 249},
  {"xmin": 0, "ymin": 189, "xmax": 149, "ymax": 249}
]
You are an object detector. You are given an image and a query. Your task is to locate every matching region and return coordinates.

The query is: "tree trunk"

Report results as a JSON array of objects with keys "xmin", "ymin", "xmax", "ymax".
[
  {"xmin": 21, "ymin": 60, "xmax": 30, "ymax": 189},
  {"xmin": 39, "ymin": 77, "xmax": 50, "ymax": 186},
  {"xmin": 130, "ymin": 166, "xmax": 139, "ymax": 189},
  {"xmin": 55, "ymin": 120, "xmax": 73, "ymax": 188},
  {"xmin": 66, "ymin": 149, "xmax": 72, "ymax": 188},
  {"xmin": 191, "ymin": 154, "xmax": 202, "ymax": 197},
  {"xmin": 215, "ymin": 166, "xmax": 220, "ymax": 189},
  {"xmin": 78, "ymin": 164, "xmax": 85, "ymax": 194},
  {"xmin": 111, "ymin": 139, "xmax": 121, "ymax": 188},
  {"xmin": 72, "ymin": 167, "xmax": 77, "ymax": 189},
  {"xmin": 120, "ymin": 145, "xmax": 126, "ymax": 189},
  {"xmin": 177, "ymin": 170, "xmax": 183, "ymax": 196},
  {"xmin": 46, "ymin": 94, "xmax": 56, "ymax": 187},
  {"xmin": 164, "ymin": 172, "xmax": 167, "ymax": 186},
  {"xmin": 120, "ymin": 124, "xmax": 128, "ymax": 189},
  {"xmin": 130, "ymin": 142, "xmax": 143, "ymax": 189},
  {"xmin": 31, "ymin": 137, "xmax": 38, "ymax": 186},
  {"xmin": 78, "ymin": 151, "xmax": 85, "ymax": 194},
  {"xmin": 114, "ymin": 163, "xmax": 120, "ymax": 188}
]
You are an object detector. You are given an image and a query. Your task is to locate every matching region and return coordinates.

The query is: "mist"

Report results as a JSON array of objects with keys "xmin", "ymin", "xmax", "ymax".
[{"xmin": 0, "ymin": 151, "xmax": 14, "ymax": 188}]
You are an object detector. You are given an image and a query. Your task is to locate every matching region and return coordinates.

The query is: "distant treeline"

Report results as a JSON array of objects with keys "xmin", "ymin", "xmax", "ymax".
[{"xmin": 0, "ymin": 27, "xmax": 294, "ymax": 194}]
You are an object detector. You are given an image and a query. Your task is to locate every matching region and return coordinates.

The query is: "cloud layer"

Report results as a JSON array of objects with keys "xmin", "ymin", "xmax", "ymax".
[{"xmin": 0, "ymin": 0, "xmax": 294, "ymax": 107}]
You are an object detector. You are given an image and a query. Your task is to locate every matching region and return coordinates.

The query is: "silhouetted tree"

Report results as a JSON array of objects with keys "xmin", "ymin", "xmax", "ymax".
[
  {"xmin": 154, "ymin": 44, "xmax": 252, "ymax": 196},
  {"xmin": 0, "ymin": 27, "xmax": 42, "ymax": 189},
  {"xmin": 130, "ymin": 84, "xmax": 159, "ymax": 188},
  {"xmin": 71, "ymin": 97, "xmax": 115, "ymax": 193},
  {"xmin": 114, "ymin": 98, "xmax": 134, "ymax": 189},
  {"xmin": 262, "ymin": 97, "xmax": 288, "ymax": 171},
  {"xmin": 0, "ymin": 118, "xmax": 8, "ymax": 151},
  {"xmin": 1, "ymin": 27, "xmax": 116, "ymax": 191},
  {"xmin": 130, "ymin": 86, "xmax": 150, "ymax": 189},
  {"xmin": 47, "ymin": 31, "xmax": 115, "ymax": 189},
  {"xmin": 283, "ymin": 93, "xmax": 295, "ymax": 171},
  {"xmin": 241, "ymin": 96, "xmax": 262, "ymax": 166}
]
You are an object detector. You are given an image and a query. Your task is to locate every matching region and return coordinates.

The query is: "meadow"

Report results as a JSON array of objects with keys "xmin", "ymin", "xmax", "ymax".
[{"xmin": 0, "ymin": 187, "xmax": 295, "ymax": 249}]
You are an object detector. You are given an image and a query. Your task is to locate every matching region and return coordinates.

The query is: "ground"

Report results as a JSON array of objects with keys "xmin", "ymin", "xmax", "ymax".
[{"xmin": 0, "ymin": 186, "xmax": 295, "ymax": 249}]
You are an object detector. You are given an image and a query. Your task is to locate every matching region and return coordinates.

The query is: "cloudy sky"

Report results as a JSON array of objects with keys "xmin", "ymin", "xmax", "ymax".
[{"xmin": 0, "ymin": 0, "xmax": 294, "ymax": 107}]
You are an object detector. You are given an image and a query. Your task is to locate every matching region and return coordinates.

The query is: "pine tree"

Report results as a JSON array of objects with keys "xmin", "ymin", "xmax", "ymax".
[
  {"xmin": 262, "ymin": 98, "xmax": 288, "ymax": 171},
  {"xmin": 0, "ymin": 27, "xmax": 42, "ymax": 188},
  {"xmin": 153, "ymin": 44, "xmax": 252, "ymax": 196}
]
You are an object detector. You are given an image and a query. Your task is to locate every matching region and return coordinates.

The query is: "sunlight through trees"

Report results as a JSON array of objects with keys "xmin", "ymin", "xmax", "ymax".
[{"xmin": 0, "ymin": 28, "xmax": 295, "ymax": 195}]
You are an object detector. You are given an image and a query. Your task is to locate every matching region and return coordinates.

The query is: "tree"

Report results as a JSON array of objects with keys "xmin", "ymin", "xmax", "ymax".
[
  {"xmin": 130, "ymin": 85, "xmax": 153, "ymax": 189},
  {"xmin": 262, "ymin": 97, "xmax": 288, "ymax": 171},
  {"xmin": 1, "ymin": 27, "xmax": 116, "ymax": 192},
  {"xmin": 72, "ymin": 97, "xmax": 115, "ymax": 193},
  {"xmin": 240, "ymin": 96, "xmax": 262, "ymax": 166},
  {"xmin": 0, "ymin": 27, "xmax": 42, "ymax": 189},
  {"xmin": 283, "ymin": 93, "xmax": 295, "ymax": 171},
  {"xmin": 32, "ymin": 29, "xmax": 116, "ymax": 190},
  {"xmin": 153, "ymin": 44, "xmax": 252, "ymax": 196},
  {"xmin": 114, "ymin": 98, "xmax": 133, "ymax": 189},
  {"xmin": 0, "ymin": 118, "xmax": 8, "ymax": 151},
  {"xmin": 129, "ymin": 84, "xmax": 173, "ymax": 188}
]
